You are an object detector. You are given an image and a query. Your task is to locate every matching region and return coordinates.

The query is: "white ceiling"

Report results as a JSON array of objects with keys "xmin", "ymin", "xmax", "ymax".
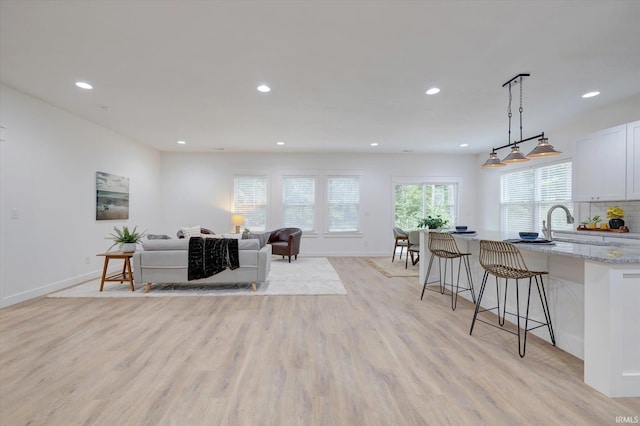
[{"xmin": 2, "ymin": 0, "xmax": 640, "ymax": 155}]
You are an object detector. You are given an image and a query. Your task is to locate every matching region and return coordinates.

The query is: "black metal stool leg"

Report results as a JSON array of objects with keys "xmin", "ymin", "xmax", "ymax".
[
  {"xmin": 535, "ymin": 275, "xmax": 556, "ymax": 346},
  {"xmin": 463, "ymin": 256, "xmax": 476, "ymax": 303},
  {"xmin": 470, "ymin": 271, "xmax": 489, "ymax": 335},
  {"xmin": 421, "ymin": 254, "xmax": 436, "ymax": 300}
]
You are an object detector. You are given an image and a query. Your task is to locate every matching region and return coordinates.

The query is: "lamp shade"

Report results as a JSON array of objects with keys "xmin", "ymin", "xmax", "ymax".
[
  {"xmin": 526, "ymin": 137, "xmax": 561, "ymax": 158},
  {"xmin": 481, "ymin": 152, "xmax": 506, "ymax": 168},
  {"xmin": 231, "ymin": 214, "xmax": 245, "ymax": 233},
  {"xmin": 502, "ymin": 145, "xmax": 530, "ymax": 163},
  {"xmin": 231, "ymin": 214, "xmax": 245, "ymax": 226}
]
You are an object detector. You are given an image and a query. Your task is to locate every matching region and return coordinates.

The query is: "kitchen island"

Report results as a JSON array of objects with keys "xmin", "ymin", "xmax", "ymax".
[{"xmin": 418, "ymin": 230, "xmax": 640, "ymax": 398}]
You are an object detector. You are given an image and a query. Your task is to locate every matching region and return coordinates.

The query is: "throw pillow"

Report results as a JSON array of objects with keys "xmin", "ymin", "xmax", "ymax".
[
  {"xmin": 242, "ymin": 232, "xmax": 269, "ymax": 248},
  {"xmin": 180, "ymin": 225, "xmax": 202, "ymax": 238},
  {"xmin": 147, "ymin": 234, "xmax": 171, "ymax": 240}
]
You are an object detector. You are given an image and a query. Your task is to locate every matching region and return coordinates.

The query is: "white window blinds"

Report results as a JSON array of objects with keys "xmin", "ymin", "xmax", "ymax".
[
  {"xmin": 327, "ymin": 176, "xmax": 360, "ymax": 232},
  {"xmin": 234, "ymin": 176, "xmax": 268, "ymax": 231},
  {"xmin": 501, "ymin": 161, "xmax": 573, "ymax": 234},
  {"xmin": 283, "ymin": 176, "xmax": 315, "ymax": 231}
]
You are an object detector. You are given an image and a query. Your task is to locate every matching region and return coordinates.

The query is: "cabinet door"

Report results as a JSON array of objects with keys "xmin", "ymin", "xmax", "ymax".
[
  {"xmin": 625, "ymin": 120, "xmax": 640, "ymax": 200},
  {"xmin": 572, "ymin": 124, "xmax": 627, "ymax": 202}
]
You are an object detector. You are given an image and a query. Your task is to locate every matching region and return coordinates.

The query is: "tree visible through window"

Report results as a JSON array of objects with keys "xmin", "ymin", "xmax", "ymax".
[{"xmin": 394, "ymin": 183, "xmax": 457, "ymax": 230}]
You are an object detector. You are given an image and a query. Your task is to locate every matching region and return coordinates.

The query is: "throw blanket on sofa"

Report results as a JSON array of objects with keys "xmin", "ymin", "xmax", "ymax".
[{"xmin": 188, "ymin": 237, "xmax": 240, "ymax": 281}]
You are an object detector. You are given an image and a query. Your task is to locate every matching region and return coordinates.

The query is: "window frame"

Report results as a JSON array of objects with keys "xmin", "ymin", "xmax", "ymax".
[
  {"xmin": 392, "ymin": 176, "xmax": 461, "ymax": 231},
  {"xmin": 325, "ymin": 174, "xmax": 361, "ymax": 235},
  {"xmin": 500, "ymin": 159, "xmax": 573, "ymax": 235},
  {"xmin": 282, "ymin": 175, "xmax": 317, "ymax": 233},
  {"xmin": 233, "ymin": 174, "xmax": 269, "ymax": 232}
]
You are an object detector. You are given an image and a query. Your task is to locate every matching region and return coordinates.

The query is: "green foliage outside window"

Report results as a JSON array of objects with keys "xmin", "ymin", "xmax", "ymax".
[{"xmin": 394, "ymin": 183, "xmax": 456, "ymax": 230}]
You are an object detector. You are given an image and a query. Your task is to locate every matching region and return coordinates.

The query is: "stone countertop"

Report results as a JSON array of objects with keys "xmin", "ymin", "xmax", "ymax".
[
  {"xmin": 437, "ymin": 230, "xmax": 640, "ymax": 264},
  {"xmin": 551, "ymin": 229, "xmax": 640, "ymax": 240}
]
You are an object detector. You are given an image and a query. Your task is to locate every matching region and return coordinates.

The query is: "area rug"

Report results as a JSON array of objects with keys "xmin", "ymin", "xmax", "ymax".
[
  {"xmin": 366, "ymin": 256, "xmax": 419, "ymax": 277},
  {"xmin": 48, "ymin": 257, "xmax": 346, "ymax": 298}
]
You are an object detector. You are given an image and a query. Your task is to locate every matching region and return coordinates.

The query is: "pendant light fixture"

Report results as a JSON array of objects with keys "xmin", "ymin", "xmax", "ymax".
[
  {"xmin": 482, "ymin": 73, "xmax": 560, "ymax": 169},
  {"xmin": 526, "ymin": 136, "xmax": 561, "ymax": 158}
]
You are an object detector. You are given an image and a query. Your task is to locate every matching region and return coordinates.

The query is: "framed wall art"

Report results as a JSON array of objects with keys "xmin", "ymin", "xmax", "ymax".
[{"xmin": 96, "ymin": 171, "xmax": 129, "ymax": 220}]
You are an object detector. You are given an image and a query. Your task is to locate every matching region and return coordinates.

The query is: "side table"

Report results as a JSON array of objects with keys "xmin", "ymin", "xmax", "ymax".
[{"xmin": 96, "ymin": 251, "xmax": 135, "ymax": 291}]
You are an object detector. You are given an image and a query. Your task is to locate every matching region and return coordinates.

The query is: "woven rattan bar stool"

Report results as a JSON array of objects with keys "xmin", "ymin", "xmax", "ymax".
[
  {"xmin": 420, "ymin": 231, "xmax": 476, "ymax": 310},
  {"xmin": 469, "ymin": 240, "xmax": 556, "ymax": 357}
]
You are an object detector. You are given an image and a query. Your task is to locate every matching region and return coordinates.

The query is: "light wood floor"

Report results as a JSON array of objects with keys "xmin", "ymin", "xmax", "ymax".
[{"xmin": 1, "ymin": 257, "xmax": 638, "ymax": 425}]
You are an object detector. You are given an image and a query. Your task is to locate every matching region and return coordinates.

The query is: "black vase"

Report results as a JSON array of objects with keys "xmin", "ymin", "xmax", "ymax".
[{"xmin": 609, "ymin": 218, "xmax": 625, "ymax": 229}]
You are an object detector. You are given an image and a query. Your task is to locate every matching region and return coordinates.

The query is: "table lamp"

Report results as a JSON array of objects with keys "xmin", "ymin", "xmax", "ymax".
[{"xmin": 231, "ymin": 214, "xmax": 245, "ymax": 233}]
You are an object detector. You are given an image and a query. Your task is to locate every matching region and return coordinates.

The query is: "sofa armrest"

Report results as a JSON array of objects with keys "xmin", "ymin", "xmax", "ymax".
[{"xmin": 258, "ymin": 244, "xmax": 272, "ymax": 281}]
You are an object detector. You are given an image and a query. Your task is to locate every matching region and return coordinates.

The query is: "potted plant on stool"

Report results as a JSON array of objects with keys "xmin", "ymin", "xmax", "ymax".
[{"xmin": 107, "ymin": 226, "xmax": 147, "ymax": 252}]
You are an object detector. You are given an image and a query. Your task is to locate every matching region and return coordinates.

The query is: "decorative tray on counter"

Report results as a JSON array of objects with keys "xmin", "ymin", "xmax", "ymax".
[{"xmin": 576, "ymin": 225, "xmax": 629, "ymax": 233}]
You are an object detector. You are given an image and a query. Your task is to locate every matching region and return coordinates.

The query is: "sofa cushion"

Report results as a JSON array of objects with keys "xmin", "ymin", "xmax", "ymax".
[
  {"xmin": 142, "ymin": 239, "xmax": 189, "ymax": 251},
  {"xmin": 143, "ymin": 238, "xmax": 258, "ymax": 251},
  {"xmin": 238, "ymin": 239, "xmax": 259, "ymax": 250}
]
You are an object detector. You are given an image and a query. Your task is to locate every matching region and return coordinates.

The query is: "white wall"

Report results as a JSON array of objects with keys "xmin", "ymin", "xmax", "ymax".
[
  {"xmin": 0, "ymin": 85, "xmax": 162, "ymax": 307},
  {"xmin": 159, "ymin": 151, "xmax": 479, "ymax": 257},
  {"xmin": 476, "ymin": 93, "xmax": 640, "ymax": 231}
]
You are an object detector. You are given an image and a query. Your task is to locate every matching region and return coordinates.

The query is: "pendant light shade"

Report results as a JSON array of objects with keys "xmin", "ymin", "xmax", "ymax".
[
  {"xmin": 526, "ymin": 137, "xmax": 561, "ymax": 158},
  {"xmin": 482, "ymin": 152, "xmax": 506, "ymax": 168},
  {"xmin": 502, "ymin": 145, "xmax": 530, "ymax": 163}
]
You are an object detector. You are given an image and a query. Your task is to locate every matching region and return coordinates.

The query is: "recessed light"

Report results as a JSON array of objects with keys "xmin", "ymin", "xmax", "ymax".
[
  {"xmin": 257, "ymin": 84, "xmax": 271, "ymax": 93},
  {"xmin": 425, "ymin": 87, "xmax": 440, "ymax": 95},
  {"xmin": 75, "ymin": 81, "xmax": 93, "ymax": 90},
  {"xmin": 460, "ymin": 143, "xmax": 469, "ymax": 147},
  {"xmin": 370, "ymin": 142, "xmax": 379, "ymax": 147},
  {"xmin": 177, "ymin": 140, "xmax": 186, "ymax": 145},
  {"xmin": 582, "ymin": 91, "xmax": 600, "ymax": 98},
  {"xmin": 276, "ymin": 141, "xmax": 285, "ymax": 146}
]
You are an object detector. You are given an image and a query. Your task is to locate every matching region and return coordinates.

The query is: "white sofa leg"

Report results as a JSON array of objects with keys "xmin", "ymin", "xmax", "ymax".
[
  {"xmin": 144, "ymin": 283, "xmax": 152, "ymax": 293},
  {"xmin": 251, "ymin": 282, "xmax": 257, "ymax": 292}
]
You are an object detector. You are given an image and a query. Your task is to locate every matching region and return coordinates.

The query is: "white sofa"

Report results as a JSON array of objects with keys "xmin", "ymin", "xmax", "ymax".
[{"xmin": 132, "ymin": 238, "xmax": 271, "ymax": 292}]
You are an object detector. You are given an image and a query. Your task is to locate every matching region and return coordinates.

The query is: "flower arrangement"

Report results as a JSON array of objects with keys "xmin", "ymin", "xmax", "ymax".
[{"xmin": 607, "ymin": 206, "xmax": 624, "ymax": 219}]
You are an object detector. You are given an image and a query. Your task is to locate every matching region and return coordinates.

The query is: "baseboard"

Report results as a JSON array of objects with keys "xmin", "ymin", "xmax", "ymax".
[{"xmin": 1, "ymin": 270, "xmax": 102, "ymax": 308}]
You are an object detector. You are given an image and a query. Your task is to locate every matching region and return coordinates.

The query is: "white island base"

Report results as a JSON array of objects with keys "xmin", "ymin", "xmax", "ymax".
[
  {"xmin": 419, "ymin": 230, "xmax": 640, "ymax": 398},
  {"xmin": 584, "ymin": 262, "xmax": 640, "ymax": 397}
]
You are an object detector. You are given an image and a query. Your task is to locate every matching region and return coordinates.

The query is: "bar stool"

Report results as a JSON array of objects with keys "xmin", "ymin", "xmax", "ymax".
[
  {"xmin": 469, "ymin": 240, "xmax": 556, "ymax": 357},
  {"xmin": 420, "ymin": 231, "xmax": 476, "ymax": 310}
]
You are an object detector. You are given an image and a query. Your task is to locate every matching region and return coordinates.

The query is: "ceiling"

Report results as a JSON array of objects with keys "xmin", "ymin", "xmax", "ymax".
[{"xmin": 2, "ymin": 1, "xmax": 640, "ymax": 155}]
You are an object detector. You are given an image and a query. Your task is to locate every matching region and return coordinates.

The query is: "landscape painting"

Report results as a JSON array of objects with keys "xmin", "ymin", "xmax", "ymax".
[{"xmin": 96, "ymin": 171, "xmax": 129, "ymax": 220}]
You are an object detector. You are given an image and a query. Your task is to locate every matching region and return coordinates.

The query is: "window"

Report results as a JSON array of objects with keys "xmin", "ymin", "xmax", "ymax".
[
  {"xmin": 394, "ymin": 183, "xmax": 457, "ymax": 230},
  {"xmin": 234, "ymin": 175, "xmax": 268, "ymax": 231},
  {"xmin": 282, "ymin": 176, "xmax": 316, "ymax": 231},
  {"xmin": 501, "ymin": 161, "xmax": 573, "ymax": 234},
  {"xmin": 327, "ymin": 176, "xmax": 359, "ymax": 232}
]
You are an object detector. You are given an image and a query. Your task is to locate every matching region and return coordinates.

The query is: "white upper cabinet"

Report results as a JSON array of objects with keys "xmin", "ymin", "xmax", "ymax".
[
  {"xmin": 625, "ymin": 120, "xmax": 640, "ymax": 200},
  {"xmin": 572, "ymin": 124, "xmax": 627, "ymax": 202}
]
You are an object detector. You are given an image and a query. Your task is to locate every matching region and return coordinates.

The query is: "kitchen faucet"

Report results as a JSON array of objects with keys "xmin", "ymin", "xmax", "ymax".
[{"xmin": 542, "ymin": 204, "xmax": 575, "ymax": 241}]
